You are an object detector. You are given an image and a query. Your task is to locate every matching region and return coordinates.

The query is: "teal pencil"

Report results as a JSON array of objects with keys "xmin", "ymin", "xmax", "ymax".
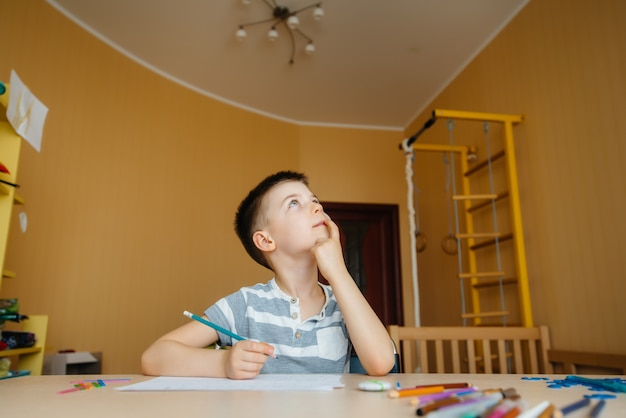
[{"xmin": 183, "ymin": 310, "xmax": 245, "ymax": 341}]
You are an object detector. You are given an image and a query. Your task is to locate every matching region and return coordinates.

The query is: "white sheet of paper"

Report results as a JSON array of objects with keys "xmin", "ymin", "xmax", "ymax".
[
  {"xmin": 116, "ymin": 374, "xmax": 345, "ymax": 391},
  {"xmin": 6, "ymin": 70, "xmax": 48, "ymax": 152}
]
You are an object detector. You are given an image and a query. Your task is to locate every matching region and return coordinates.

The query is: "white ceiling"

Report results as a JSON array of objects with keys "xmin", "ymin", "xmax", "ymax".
[{"xmin": 47, "ymin": 0, "xmax": 528, "ymax": 131}]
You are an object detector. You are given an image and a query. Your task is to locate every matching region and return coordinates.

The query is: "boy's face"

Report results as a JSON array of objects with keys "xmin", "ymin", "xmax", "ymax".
[{"xmin": 260, "ymin": 180, "xmax": 329, "ymax": 254}]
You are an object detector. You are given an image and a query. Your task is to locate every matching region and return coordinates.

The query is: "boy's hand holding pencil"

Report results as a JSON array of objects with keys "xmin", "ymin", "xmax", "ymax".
[
  {"xmin": 183, "ymin": 310, "xmax": 275, "ymax": 380},
  {"xmin": 224, "ymin": 340, "xmax": 275, "ymax": 380}
]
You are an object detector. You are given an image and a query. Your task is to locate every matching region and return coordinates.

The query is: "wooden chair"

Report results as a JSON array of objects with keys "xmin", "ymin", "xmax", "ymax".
[
  {"xmin": 548, "ymin": 349, "xmax": 626, "ymax": 375},
  {"xmin": 388, "ymin": 325, "xmax": 553, "ymax": 374}
]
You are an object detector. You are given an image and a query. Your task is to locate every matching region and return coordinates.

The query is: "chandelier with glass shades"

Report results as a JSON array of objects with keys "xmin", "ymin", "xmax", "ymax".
[{"xmin": 235, "ymin": 1, "xmax": 324, "ymax": 64}]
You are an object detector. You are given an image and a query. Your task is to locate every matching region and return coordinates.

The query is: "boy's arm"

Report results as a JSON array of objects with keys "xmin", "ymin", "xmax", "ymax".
[
  {"xmin": 312, "ymin": 215, "xmax": 396, "ymax": 376},
  {"xmin": 141, "ymin": 318, "xmax": 274, "ymax": 379}
]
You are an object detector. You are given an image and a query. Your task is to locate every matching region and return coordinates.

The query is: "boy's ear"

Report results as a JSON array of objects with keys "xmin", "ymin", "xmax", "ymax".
[{"xmin": 252, "ymin": 230, "xmax": 276, "ymax": 252}]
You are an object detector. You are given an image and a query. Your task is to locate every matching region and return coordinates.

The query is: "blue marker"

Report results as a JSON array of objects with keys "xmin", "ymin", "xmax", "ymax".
[
  {"xmin": 590, "ymin": 400, "xmax": 606, "ymax": 418},
  {"xmin": 560, "ymin": 398, "xmax": 590, "ymax": 415}
]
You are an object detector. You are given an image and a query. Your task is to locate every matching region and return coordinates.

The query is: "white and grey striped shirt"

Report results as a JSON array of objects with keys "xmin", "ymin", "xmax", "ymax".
[{"xmin": 205, "ymin": 278, "xmax": 351, "ymax": 373}]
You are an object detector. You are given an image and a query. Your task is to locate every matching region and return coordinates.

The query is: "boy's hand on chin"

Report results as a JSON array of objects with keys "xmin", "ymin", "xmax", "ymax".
[{"xmin": 312, "ymin": 215, "xmax": 349, "ymax": 282}]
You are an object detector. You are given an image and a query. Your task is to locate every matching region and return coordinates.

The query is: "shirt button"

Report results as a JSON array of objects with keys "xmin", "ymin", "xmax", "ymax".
[
  {"xmin": 291, "ymin": 313, "xmax": 298, "ymax": 320},
  {"xmin": 295, "ymin": 331, "xmax": 302, "ymax": 339},
  {"xmin": 290, "ymin": 297, "xmax": 297, "ymax": 304}
]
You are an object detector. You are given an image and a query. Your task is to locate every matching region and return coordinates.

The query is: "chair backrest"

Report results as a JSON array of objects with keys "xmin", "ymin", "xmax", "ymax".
[
  {"xmin": 548, "ymin": 349, "xmax": 626, "ymax": 375},
  {"xmin": 388, "ymin": 325, "xmax": 553, "ymax": 374}
]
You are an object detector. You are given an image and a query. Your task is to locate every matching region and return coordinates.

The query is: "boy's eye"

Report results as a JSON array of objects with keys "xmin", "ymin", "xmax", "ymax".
[{"xmin": 288, "ymin": 199, "xmax": 300, "ymax": 208}]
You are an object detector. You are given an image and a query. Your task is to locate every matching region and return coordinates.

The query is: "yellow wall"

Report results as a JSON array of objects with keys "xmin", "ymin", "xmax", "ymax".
[
  {"xmin": 0, "ymin": 0, "xmax": 624, "ymax": 375},
  {"xmin": 407, "ymin": 0, "xmax": 626, "ymax": 353},
  {"xmin": 0, "ymin": 1, "xmax": 409, "ymax": 373}
]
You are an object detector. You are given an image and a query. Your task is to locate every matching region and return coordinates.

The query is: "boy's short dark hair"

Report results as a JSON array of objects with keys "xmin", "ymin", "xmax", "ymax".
[{"xmin": 234, "ymin": 171, "xmax": 309, "ymax": 269}]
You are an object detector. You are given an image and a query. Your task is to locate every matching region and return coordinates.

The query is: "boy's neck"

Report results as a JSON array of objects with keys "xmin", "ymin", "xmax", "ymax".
[
  {"xmin": 274, "ymin": 268, "xmax": 326, "ymax": 320},
  {"xmin": 273, "ymin": 264, "xmax": 321, "ymax": 299}
]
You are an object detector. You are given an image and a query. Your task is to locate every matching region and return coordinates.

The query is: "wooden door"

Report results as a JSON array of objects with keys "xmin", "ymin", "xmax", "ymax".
[{"xmin": 322, "ymin": 202, "xmax": 404, "ymax": 327}]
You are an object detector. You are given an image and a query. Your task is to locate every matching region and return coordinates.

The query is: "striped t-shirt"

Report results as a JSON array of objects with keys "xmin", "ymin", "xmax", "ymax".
[{"xmin": 205, "ymin": 278, "xmax": 351, "ymax": 373}]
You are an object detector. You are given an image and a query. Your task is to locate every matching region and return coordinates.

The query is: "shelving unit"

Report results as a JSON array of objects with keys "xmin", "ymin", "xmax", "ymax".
[
  {"xmin": 0, "ymin": 315, "xmax": 48, "ymax": 375},
  {"xmin": 0, "ymin": 82, "xmax": 48, "ymax": 375}
]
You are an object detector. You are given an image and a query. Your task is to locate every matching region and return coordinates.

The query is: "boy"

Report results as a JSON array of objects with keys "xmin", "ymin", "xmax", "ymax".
[{"xmin": 141, "ymin": 171, "xmax": 396, "ymax": 379}]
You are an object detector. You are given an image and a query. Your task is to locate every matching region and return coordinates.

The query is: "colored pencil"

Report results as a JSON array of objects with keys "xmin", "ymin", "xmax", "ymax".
[{"xmin": 183, "ymin": 310, "xmax": 245, "ymax": 341}]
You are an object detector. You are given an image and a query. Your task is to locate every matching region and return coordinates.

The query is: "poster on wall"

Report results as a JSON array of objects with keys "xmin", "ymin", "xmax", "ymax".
[{"xmin": 6, "ymin": 69, "xmax": 48, "ymax": 152}]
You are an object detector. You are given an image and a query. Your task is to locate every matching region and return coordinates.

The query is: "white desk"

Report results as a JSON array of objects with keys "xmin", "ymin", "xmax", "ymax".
[{"xmin": 1, "ymin": 374, "xmax": 624, "ymax": 417}]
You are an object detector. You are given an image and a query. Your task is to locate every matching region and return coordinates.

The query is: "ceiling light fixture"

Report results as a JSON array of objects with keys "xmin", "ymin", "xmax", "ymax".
[{"xmin": 235, "ymin": 1, "xmax": 324, "ymax": 64}]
